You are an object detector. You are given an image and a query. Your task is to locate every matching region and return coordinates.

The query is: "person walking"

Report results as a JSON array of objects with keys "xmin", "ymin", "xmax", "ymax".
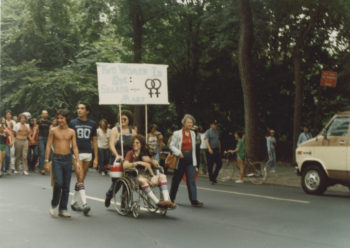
[
  {"xmin": 38, "ymin": 110, "xmax": 51, "ymax": 175},
  {"xmin": 104, "ymin": 110, "xmax": 136, "ymax": 207},
  {"xmin": 205, "ymin": 120, "xmax": 222, "ymax": 184},
  {"xmin": 266, "ymin": 129, "xmax": 277, "ymax": 173},
  {"xmin": 97, "ymin": 119, "xmax": 110, "ymax": 176},
  {"xmin": 169, "ymin": 114, "xmax": 203, "ymax": 207},
  {"xmin": 0, "ymin": 122, "xmax": 12, "ymax": 177},
  {"xmin": 198, "ymin": 126, "xmax": 208, "ymax": 175},
  {"xmin": 45, "ymin": 109, "xmax": 80, "ymax": 218},
  {"xmin": 28, "ymin": 118, "xmax": 39, "ymax": 171},
  {"xmin": 5, "ymin": 111, "xmax": 16, "ymax": 173},
  {"xmin": 14, "ymin": 114, "xmax": 30, "ymax": 175},
  {"xmin": 69, "ymin": 102, "xmax": 98, "ymax": 215},
  {"xmin": 297, "ymin": 126, "xmax": 312, "ymax": 146}
]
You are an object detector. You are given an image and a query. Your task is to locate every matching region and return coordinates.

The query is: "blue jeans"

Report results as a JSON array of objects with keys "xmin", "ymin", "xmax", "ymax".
[
  {"xmin": 38, "ymin": 136, "xmax": 48, "ymax": 170},
  {"xmin": 98, "ymin": 148, "xmax": 110, "ymax": 173},
  {"xmin": 266, "ymin": 150, "xmax": 276, "ymax": 171},
  {"xmin": 51, "ymin": 154, "xmax": 73, "ymax": 211},
  {"xmin": 2, "ymin": 145, "xmax": 10, "ymax": 172},
  {"xmin": 170, "ymin": 151, "xmax": 198, "ymax": 203},
  {"xmin": 206, "ymin": 148, "xmax": 222, "ymax": 182}
]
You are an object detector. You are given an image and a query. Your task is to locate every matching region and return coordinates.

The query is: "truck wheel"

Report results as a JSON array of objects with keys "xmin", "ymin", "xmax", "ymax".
[{"xmin": 301, "ymin": 165, "xmax": 327, "ymax": 195}]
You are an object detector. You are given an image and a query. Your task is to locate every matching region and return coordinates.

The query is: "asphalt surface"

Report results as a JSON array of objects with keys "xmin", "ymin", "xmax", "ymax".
[{"xmin": 1, "ymin": 170, "xmax": 350, "ymax": 248}]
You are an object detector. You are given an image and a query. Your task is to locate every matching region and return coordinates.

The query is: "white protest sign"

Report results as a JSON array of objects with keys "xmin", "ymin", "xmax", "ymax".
[{"xmin": 97, "ymin": 63, "xmax": 169, "ymax": 105}]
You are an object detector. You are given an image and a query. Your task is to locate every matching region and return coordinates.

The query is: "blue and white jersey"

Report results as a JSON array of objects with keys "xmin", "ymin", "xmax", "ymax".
[{"xmin": 69, "ymin": 118, "xmax": 97, "ymax": 154}]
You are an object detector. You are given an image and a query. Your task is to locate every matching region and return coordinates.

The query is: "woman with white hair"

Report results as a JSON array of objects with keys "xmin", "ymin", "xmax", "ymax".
[{"xmin": 169, "ymin": 114, "xmax": 203, "ymax": 207}]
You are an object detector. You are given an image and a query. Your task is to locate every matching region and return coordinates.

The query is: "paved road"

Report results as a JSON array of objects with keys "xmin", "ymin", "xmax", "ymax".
[{"xmin": 1, "ymin": 170, "xmax": 349, "ymax": 248}]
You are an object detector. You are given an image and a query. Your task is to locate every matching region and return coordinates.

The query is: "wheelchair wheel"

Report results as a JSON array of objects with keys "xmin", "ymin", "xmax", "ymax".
[
  {"xmin": 247, "ymin": 161, "xmax": 268, "ymax": 185},
  {"xmin": 131, "ymin": 202, "xmax": 140, "ymax": 218},
  {"xmin": 113, "ymin": 178, "xmax": 132, "ymax": 216}
]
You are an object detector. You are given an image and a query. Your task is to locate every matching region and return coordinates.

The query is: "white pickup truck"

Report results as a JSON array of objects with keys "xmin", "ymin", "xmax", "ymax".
[{"xmin": 296, "ymin": 111, "xmax": 350, "ymax": 194}]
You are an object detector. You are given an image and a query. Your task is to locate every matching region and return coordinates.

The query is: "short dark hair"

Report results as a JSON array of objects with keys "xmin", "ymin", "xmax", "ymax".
[
  {"xmin": 235, "ymin": 130, "xmax": 244, "ymax": 138},
  {"xmin": 56, "ymin": 109, "xmax": 71, "ymax": 123},
  {"xmin": 99, "ymin": 119, "xmax": 108, "ymax": 128},
  {"xmin": 78, "ymin": 102, "xmax": 91, "ymax": 113},
  {"xmin": 6, "ymin": 110, "xmax": 11, "ymax": 114},
  {"xmin": 120, "ymin": 110, "xmax": 133, "ymax": 126}
]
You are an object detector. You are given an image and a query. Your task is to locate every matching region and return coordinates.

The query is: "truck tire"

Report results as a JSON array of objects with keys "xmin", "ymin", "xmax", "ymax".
[{"xmin": 301, "ymin": 165, "xmax": 327, "ymax": 195}]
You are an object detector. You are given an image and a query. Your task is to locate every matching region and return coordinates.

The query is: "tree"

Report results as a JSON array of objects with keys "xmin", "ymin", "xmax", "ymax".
[{"xmin": 236, "ymin": 0, "xmax": 260, "ymax": 160}]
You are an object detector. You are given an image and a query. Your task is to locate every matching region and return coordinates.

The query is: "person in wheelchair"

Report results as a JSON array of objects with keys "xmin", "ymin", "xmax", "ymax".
[{"xmin": 123, "ymin": 135, "xmax": 176, "ymax": 209}]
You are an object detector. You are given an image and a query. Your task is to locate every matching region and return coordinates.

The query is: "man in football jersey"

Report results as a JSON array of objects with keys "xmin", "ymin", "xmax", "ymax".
[{"xmin": 69, "ymin": 102, "xmax": 98, "ymax": 215}]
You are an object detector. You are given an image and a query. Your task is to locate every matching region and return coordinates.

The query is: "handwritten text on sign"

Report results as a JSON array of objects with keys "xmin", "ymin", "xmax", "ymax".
[{"xmin": 97, "ymin": 63, "xmax": 169, "ymax": 105}]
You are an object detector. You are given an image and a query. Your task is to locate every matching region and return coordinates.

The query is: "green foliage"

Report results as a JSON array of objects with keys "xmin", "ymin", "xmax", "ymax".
[{"xmin": 1, "ymin": 0, "xmax": 350, "ymax": 161}]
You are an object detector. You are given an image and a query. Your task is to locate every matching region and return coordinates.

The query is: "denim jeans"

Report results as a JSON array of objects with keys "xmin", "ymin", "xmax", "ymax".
[
  {"xmin": 2, "ymin": 145, "xmax": 11, "ymax": 172},
  {"xmin": 170, "ymin": 151, "xmax": 198, "ymax": 203},
  {"xmin": 206, "ymin": 148, "xmax": 222, "ymax": 182},
  {"xmin": 38, "ymin": 136, "xmax": 48, "ymax": 170},
  {"xmin": 27, "ymin": 145, "xmax": 38, "ymax": 170},
  {"xmin": 51, "ymin": 154, "xmax": 73, "ymax": 211},
  {"xmin": 266, "ymin": 150, "xmax": 276, "ymax": 171},
  {"xmin": 98, "ymin": 148, "xmax": 110, "ymax": 173}
]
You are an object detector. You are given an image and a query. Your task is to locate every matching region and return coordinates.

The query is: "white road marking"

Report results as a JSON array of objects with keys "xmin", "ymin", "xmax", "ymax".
[{"xmin": 193, "ymin": 186, "xmax": 310, "ymax": 204}]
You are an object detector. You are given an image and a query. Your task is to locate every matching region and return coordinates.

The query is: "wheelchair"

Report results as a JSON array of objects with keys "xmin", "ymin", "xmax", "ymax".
[{"xmin": 112, "ymin": 166, "xmax": 168, "ymax": 218}]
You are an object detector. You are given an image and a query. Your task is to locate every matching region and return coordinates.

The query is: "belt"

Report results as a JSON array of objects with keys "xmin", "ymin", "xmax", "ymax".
[{"xmin": 52, "ymin": 153, "xmax": 72, "ymax": 159}]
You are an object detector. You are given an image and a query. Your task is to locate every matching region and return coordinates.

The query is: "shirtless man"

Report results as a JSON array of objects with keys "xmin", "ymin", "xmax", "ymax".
[
  {"xmin": 69, "ymin": 102, "xmax": 98, "ymax": 215},
  {"xmin": 45, "ymin": 109, "xmax": 80, "ymax": 218},
  {"xmin": 13, "ymin": 114, "xmax": 30, "ymax": 175}
]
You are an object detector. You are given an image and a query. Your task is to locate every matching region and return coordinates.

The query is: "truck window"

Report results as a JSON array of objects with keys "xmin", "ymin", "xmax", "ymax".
[{"xmin": 326, "ymin": 117, "xmax": 350, "ymax": 137}]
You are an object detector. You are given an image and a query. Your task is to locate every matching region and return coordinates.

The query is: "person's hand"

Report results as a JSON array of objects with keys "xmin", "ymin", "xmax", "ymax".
[
  {"xmin": 114, "ymin": 155, "xmax": 122, "ymax": 162},
  {"xmin": 75, "ymin": 160, "xmax": 82, "ymax": 173},
  {"xmin": 178, "ymin": 153, "xmax": 184, "ymax": 159},
  {"xmin": 44, "ymin": 161, "xmax": 50, "ymax": 172},
  {"xmin": 93, "ymin": 158, "xmax": 98, "ymax": 169},
  {"xmin": 209, "ymin": 148, "xmax": 214, "ymax": 155}
]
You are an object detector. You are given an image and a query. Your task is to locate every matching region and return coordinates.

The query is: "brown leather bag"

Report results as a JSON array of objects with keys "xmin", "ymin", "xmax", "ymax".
[{"xmin": 165, "ymin": 153, "xmax": 178, "ymax": 169}]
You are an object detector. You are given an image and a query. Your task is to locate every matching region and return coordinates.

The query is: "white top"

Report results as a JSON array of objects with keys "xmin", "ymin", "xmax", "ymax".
[
  {"xmin": 13, "ymin": 123, "xmax": 30, "ymax": 133},
  {"xmin": 6, "ymin": 120, "xmax": 16, "ymax": 130},
  {"xmin": 199, "ymin": 132, "xmax": 208, "ymax": 149},
  {"xmin": 97, "ymin": 128, "xmax": 111, "ymax": 149}
]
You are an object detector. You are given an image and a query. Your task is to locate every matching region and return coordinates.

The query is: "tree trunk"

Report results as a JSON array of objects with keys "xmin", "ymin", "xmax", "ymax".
[
  {"xmin": 292, "ymin": 50, "xmax": 304, "ymax": 161},
  {"xmin": 236, "ymin": 0, "xmax": 260, "ymax": 160},
  {"xmin": 128, "ymin": 0, "xmax": 144, "ymax": 134}
]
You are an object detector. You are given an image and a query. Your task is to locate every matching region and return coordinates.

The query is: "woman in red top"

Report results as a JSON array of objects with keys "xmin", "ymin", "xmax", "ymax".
[{"xmin": 169, "ymin": 114, "xmax": 203, "ymax": 207}]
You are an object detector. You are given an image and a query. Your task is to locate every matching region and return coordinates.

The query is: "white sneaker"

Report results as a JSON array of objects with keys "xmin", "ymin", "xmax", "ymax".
[
  {"xmin": 49, "ymin": 207, "xmax": 57, "ymax": 217},
  {"xmin": 23, "ymin": 171, "xmax": 29, "ymax": 176},
  {"xmin": 235, "ymin": 179, "xmax": 244, "ymax": 184},
  {"xmin": 58, "ymin": 211, "xmax": 71, "ymax": 218},
  {"xmin": 14, "ymin": 170, "xmax": 19, "ymax": 174},
  {"xmin": 101, "ymin": 172, "xmax": 106, "ymax": 176},
  {"xmin": 247, "ymin": 173, "xmax": 255, "ymax": 177}
]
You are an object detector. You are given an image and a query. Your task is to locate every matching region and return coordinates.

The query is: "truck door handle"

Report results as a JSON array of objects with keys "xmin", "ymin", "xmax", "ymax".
[{"xmin": 339, "ymin": 141, "xmax": 346, "ymax": 145}]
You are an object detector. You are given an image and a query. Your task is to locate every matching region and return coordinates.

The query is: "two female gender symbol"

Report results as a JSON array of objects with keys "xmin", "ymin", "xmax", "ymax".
[{"xmin": 145, "ymin": 79, "xmax": 162, "ymax": 98}]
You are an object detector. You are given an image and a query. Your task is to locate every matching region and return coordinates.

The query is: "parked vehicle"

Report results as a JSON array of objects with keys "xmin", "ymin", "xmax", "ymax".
[{"xmin": 296, "ymin": 111, "xmax": 350, "ymax": 194}]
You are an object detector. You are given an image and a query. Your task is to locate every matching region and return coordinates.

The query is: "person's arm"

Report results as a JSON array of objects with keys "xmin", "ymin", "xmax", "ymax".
[
  {"xmin": 204, "ymin": 130, "xmax": 213, "ymax": 154},
  {"xmin": 109, "ymin": 128, "xmax": 121, "ymax": 161},
  {"xmin": 267, "ymin": 138, "xmax": 271, "ymax": 155},
  {"xmin": 44, "ymin": 129, "xmax": 54, "ymax": 172},
  {"xmin": 297, "ymin": 133, "xmax": 302, "ymax": 146},
  {"xmin": 142, "ymin": 155, "xmax": 160, "ymax": 168},
  {"xmin": 169, "ymin": 132, "xmax": 183, "ymax": 158},
  {"xmin": 157, "ymin": 132, "xmax": 164, "ymax": 150},
  {"xmin": 71, "ymin": 130, "xmax": 81, "ymax": 172},
  {"xmin": 92, "ymin": 136, "xmax": 98, "ymax": 168}
]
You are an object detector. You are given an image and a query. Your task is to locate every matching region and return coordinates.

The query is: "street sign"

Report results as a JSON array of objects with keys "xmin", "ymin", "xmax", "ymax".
[
  {"xmin": 320, "ymin": 70, "xmax": 337, "ymax": 87},
  {"xmin": 96, "ymin": 63, "xmax": 169, "ymax": 105}
]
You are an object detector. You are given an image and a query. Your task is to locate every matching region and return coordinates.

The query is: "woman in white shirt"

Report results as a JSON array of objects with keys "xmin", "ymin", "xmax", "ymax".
[{"xmin": 97, "ymin": 119, "xmax": 111, "ymax": 176}]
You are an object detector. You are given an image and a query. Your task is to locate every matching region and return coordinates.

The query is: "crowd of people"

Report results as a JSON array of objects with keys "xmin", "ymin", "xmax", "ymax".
[{"xmin": 1, "ymin": 104, "xmax": 313, "ymax": 218}]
